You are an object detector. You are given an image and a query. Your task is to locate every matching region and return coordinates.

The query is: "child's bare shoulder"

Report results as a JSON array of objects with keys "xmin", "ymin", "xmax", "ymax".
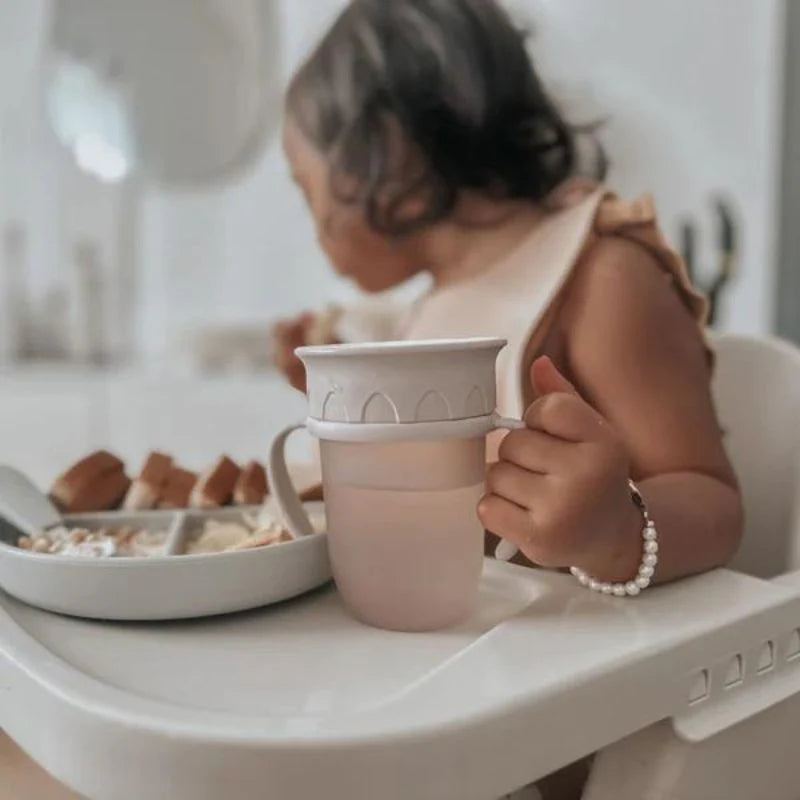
[
  {"xmin": 556, "ymin": 234, "xmax": 709, "ymax": 391},
  {"xmin": 569, "ymin": 235, "xmax": 673, "ymax": 309}
]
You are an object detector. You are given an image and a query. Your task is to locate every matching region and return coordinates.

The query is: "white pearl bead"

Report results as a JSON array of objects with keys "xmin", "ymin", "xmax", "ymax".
[{"xmin": 570, "ymin": 480, "xmax": 658, "ymax": 598}]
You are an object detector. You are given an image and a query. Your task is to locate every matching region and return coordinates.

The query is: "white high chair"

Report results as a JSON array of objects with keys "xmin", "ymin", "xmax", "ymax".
[
  {"xmin": 1, "ymin": 334, "xmax": 800, "ymax": 800},
  {"xmin": 715, "ymin": 334, "xmax": 800, "ymax": 578},
  {"xmin": 585, "ymin": 333, "xmax": 800, "ymax": 799}
]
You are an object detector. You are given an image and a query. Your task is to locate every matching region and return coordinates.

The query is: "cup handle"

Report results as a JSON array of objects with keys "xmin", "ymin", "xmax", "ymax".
[
  {"xmin": 267, "ymin": 422, "xmax": 316, "ymax": 538},
  {"xmin": 492, "ymin": 415, "xmax": 526, "ymax": 433},
  {"xmin": 490, "ymin": 415, "xmax": 526, "ymax": 562}
]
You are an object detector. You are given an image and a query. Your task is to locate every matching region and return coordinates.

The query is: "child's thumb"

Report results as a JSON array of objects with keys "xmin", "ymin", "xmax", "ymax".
[{"xmin": 531, "ymin": 356, "xmax": 580, "ymax": 397}]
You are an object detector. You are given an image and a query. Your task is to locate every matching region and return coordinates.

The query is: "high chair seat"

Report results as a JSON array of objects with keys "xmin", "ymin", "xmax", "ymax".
[
  {"xmin": 585, "ymin": 333, "xmax": 800, "ymax": 800},
  {"xmin": 711, "ymin": 334, "xmax": 800, "ymax": 578}
]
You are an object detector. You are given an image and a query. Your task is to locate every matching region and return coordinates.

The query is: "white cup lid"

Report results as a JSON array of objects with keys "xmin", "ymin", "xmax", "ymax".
[{"xmin": 297, "ymin": 337, "xmax": 506, "ymax": 425}]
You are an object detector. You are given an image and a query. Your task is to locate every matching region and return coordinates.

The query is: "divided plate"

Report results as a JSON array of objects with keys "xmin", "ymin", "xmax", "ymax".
[{"xmin": 0, "ymin": 504, "xmax": 329, "ymax": 620}]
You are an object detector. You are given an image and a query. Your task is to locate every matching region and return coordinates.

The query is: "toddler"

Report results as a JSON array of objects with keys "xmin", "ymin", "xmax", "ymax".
[{"xmin": 274, "ymin": 2, "xmax": 742, "ymax": 796}]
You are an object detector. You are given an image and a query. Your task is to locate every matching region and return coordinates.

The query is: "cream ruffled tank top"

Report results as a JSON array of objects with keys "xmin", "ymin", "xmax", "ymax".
[{"xmin": 401, "ymin": 181, "xmax": 708, "ymax": 424}]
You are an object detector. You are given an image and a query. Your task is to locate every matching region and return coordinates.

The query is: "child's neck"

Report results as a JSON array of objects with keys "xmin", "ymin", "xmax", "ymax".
[{"xmin": 422, "ymin": 199, "xmax": 544, "ymax": 289}]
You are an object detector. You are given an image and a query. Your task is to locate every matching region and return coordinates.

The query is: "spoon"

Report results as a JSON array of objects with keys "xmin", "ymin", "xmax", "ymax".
[{"xmin": 0, "ymin": 466, "xmax": 62, "ymax": 539}]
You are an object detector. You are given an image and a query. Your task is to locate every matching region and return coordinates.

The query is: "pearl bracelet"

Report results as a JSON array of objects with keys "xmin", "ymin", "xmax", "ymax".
[{"xmin": 570, "ymin": 480, "xmax": 658, "ymax": 597}]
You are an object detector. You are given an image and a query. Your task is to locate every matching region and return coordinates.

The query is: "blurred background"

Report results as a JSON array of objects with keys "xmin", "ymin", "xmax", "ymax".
[{"xmin": 0, "ymin": 0, "xmax": 795, "ymax": 488}]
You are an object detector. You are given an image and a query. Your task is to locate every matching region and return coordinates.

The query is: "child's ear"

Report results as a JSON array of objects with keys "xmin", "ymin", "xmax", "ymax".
[{"xmin": 530, "ymin": 356, "xmax": 580, "ymax": 397}]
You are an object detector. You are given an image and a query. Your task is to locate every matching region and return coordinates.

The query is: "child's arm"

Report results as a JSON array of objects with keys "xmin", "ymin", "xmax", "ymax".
[{"xmin": 480, "ymin": 236, "xmax": 742, "ymax": 584}]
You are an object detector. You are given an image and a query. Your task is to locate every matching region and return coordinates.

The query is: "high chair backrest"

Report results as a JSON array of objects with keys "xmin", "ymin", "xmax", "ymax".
[{"xmin": 711, "ymin": 334, "xmax": 800, "ymax": 578}]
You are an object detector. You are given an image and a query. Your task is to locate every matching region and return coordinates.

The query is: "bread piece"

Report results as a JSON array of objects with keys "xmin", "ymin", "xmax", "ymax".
[
  {"xmin": 299, "ymin": 482, "xmax": 324, "ymax": 502},
  {"xmin": 65, "ymin": 467, "xmax": 131, "ymax": 513},
  {"xmin": 157, "ymin": 467, "xmax": 198, "ymax": 509},
  {"xmin": 190, "ymin": 456, "xmax": 241, "ymax": 509},
  {"xmin": 50, "ymin": 450, "xmax": 126, "ymax": 512},
  {"xmin": 233, "ymin": 461, "xmax": 268, "ymax": 505},
  {"xmin": 122, "ymin": 451, "xmax": 173, "ymax": 511},
  {"xmin": 122, "ymin": 481, "xmax": 158, "ymax": 512},
  {"xmin": 139, "ymin": 451, "xmax": 172, "ymax": 485},
  {"xmin": 229, "ymin": 529, "xmax": 291, "ymax": 550}
]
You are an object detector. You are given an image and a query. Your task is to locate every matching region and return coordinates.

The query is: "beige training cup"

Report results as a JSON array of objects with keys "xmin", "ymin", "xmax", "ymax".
[{"xmin": 267, "ymin": 338, "xmax": 522, "ymax": 632}]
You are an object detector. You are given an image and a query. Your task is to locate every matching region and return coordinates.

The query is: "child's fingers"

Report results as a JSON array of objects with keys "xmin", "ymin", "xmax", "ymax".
[
  {"xmin": 273, "ymin": 341, "xmax": 299, "ymax": 371},
  {"xmin": 523, "ymin": 392, "xmax": 602, "ymax": 442},
  {"xmin": 286, "ymin": 315, "xmax": 311, "ymax": 349},
  {"xmin": 286, "ymin": 361, "xmax": 307, "ymax": 392},
  {"xmin": 477, "ymin": 493, "xmax": 536, "ymax": 546},
  {"xmin": 272, "ymin": 315, "xmax": 309, "ymax": 358},
  {"xmin": 527, "ymin": 355, "xmax": 606, "ymax": 441},
  {"xmin": 497, "ymin": 428, "xmax": 573, "ymax": 474},
  {"xmin": 531, "ymin": 355, "xmax": 580, "ymax": 398},
  {"xmin": 486, "ymin": 461, "xmax": 545, "ymax": 509},
  {"xmin": 298, "ymin": 311, "xmax": 315, "ymax": 334}
]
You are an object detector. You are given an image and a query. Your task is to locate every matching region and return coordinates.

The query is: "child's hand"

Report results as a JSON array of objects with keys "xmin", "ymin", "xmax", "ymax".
[
  {"xmin": 270, "ymin": 312, "xmax": 315, "ymax": 392},
  {"xmin": 271, "ymin": 308, "xmax": 343, "ymax": 392},
  {"xmin": 479, "ymin": 356, "xmax": 642, "ymax": 580}
]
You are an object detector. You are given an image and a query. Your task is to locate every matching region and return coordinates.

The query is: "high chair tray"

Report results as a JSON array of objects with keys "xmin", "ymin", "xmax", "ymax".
[{"xmin": 2, "ymin": 561, "xmax": 800, "ymax": 800}]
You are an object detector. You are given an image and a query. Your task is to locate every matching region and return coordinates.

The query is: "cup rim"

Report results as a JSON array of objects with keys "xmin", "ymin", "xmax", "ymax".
[{"xmin": 297, "ymin": 336, "xmax": 506, "ymax": 359}]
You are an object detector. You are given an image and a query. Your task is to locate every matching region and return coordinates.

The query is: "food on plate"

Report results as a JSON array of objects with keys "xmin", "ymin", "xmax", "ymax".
[
  {"xmin": 190, "ymin": 455, "xmax": 241, "ymax": 508},
  {"xmin": 233, "ymin": 460, "xmax": 268, "ymax": 505},
  {"xmin": 157, "ymin": 467, "xmax": 198, "ymax": 509},
  {"xmin": 299, "ymin": 483, "xmax": 324, "ymax": 502},
  {"xmin": 44, "ymin": 451, "xmax": 322, "ymax": 511},
  {"xmin": 183, "ymin": 504, "xmax": 326, "ymax": 555},
  {"xmin": 17, "ymin": 525, "xmax": 169, "ymax": 558},
  {"xmin": 14, "ymin": 499, "xmax": 325, "ymax": 558},
  {"xmin": 116, "ymin": 527, "xmax": 170, "ymax": 557},
  {"xmin": 123, "ymin": 451, "xmax": 173, "ymax": 510},
  {"xmin": 50, "ymin": 450, "xmax": 131, "ymax": 513}
]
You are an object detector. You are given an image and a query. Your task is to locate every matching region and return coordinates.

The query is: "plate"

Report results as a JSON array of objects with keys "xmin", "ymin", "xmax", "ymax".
[{"xmin": 0, "ymin": 503, "xmax": 329, "ymax": 620}]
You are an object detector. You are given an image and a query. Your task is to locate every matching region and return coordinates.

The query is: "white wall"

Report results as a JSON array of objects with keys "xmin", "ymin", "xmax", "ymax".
[
  {"xmin": 0, "ymin": 0, "xmax": 132, "ymax": 360},
  {"xmin": 0, "ymin": 0, "xmax": 355, "ymax": 362},
  {"xmin": 519, "ymin": 0, "xmax": 785, "ymax": 334},
  {"xmin": 0, "ymin": 0, "xmax": 61, "ymax": 298}
]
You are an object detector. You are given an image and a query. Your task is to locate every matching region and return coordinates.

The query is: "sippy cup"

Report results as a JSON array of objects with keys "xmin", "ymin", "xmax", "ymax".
[{"xmin": 267, "ymin": 338, "xmax": 522, "ymax": 632}]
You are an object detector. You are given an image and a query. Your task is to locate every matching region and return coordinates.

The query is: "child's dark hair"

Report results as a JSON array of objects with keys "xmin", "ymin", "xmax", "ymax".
[{"xmin": 287, "ymin": 0, "xmax": 605, "ymax": 236}]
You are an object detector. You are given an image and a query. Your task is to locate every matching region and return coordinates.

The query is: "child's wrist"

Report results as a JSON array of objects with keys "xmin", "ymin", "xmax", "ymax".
[{"xmin": 576, "ymin": 496, "xmax": 644, "ymax": 583}]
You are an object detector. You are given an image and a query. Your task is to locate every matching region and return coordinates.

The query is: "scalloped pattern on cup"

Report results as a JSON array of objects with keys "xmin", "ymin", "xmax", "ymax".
[
  {"xmin": 414, "ymin": 390, "xmax": 453, "ymax": 422},
  {"xmin": 320, "ymin": 384, "xmax": 496, "ymax": 423},
  {"xmin": 464, "ymin": 386, "xmax": 489, "ymax": 418},
  {"xmin": 322, "ymin": 389, "xmax": 350, "ymax": 422},
  {"xmin": 361, "ymin": 392, "xmax": 400, "ymax": 423}
]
